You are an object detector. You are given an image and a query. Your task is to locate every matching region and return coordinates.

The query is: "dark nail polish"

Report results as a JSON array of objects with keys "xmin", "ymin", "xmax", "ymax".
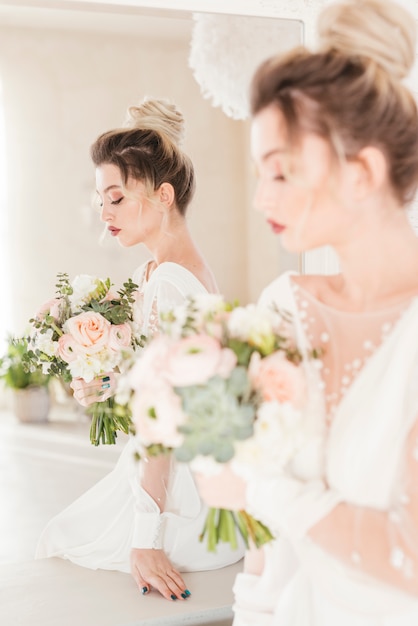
[
  {"xmin": 102, "ymin": 376, "xmax": 110, "ymax": 382},
  {"xmin": 181, "ymin": 593, "xmax": 187, "ymax": 599},
  {"xmin": 141, "ymin": 586, "xmax": 148, "ymax": 594},
  {"xmin": 185, "ymin": 589, "xmax": 191, "ymax": 597},
  {"xmin": 170, "ymin": 594, "xmax": 177, "ymax": 600}
]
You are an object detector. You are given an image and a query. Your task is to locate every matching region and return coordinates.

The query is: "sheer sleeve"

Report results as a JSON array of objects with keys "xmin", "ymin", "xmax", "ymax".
[
  {"xmin": 307, "ymin": 414, "xmax": 418, "ymax": 596},
  {"xmin": 246, "ymin": 415, "xmax": 418, "ymax": 598}
]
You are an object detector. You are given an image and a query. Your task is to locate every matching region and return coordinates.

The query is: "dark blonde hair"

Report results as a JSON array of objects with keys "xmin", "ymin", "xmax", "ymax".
[
  {"xmin": 250, "ymin": 0, "xmax": 418, "ymax": 203},
  {"xmin": 91, "ymin": 98, "xmax": 195, "ymax": 215}
]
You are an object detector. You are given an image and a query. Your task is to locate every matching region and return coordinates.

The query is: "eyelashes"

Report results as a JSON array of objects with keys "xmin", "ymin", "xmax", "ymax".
[{"xmin": 97, "ymin": 196, "xmax": 124, "ymax": 209}]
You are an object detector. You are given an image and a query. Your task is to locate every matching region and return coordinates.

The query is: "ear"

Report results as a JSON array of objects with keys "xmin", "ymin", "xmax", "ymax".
[
  {"xmin": 350, "ymin": 146, "xmax": 388, "ymax": 199},
  {"xmin": 157, "ymin": 182, "xmax": 175, "ymax": 209}
]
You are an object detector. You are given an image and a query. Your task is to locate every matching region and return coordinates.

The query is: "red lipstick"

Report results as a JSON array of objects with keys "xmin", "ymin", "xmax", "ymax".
[{"xmin": 267, "ymin": 220, "xmax": 285, "ymax": 234}]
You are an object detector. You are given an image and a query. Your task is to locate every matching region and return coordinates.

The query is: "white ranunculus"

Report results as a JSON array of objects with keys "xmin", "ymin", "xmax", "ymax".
[
  {"xmin": 231, "ymin": 401, "xmax": 305, "ymax": 481},
  {"xmin": 227, "ymin": 304, "xmax": 280, "ymax": 344},
  {"xmin": 69, "ymin": 275, "xmax": 106, "ymax": 312},
  {"xmin": 190, "ymin": 455, "xmax": 223, "ymax": 476},
  {"xmin": 68, "ymin": 348, "xmax": 118, "ymax": 383},
  {"xmin": 32, "ymin": 328, "xmax": 57, "ymax": 358},
  {"xmin": 114, "ymin": 374, "xmax": 132, "ymax": 406}
]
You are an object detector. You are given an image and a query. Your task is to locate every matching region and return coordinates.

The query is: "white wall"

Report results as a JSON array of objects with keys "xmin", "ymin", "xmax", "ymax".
[
  {"xmin": 0, "ymin": 23, "xmax": 250, "ymax": 337},
  {"xmin": 0, "ymin": 14, "xmax": 300, "ymax": 343}
]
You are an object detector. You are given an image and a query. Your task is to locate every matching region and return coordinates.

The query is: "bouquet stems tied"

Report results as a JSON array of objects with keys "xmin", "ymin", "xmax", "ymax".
[
  {"xmin": 199, "ymin": 507, "xmax": 274, "ymax": 553},
  {"xmin": 88, "ymin": 397, "xmax": 132, "ymax": 446}
]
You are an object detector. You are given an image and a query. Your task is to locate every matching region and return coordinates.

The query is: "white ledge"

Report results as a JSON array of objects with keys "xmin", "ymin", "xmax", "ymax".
[{"xmin": 0, "ymin": 557, "xmax": 242, "ymax": 626}]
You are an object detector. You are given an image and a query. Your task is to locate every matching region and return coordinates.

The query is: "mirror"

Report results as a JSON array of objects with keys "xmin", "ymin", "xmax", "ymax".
[{"xmin": 0, "ymin": 2, "xmax": 303, "ymax": 338}]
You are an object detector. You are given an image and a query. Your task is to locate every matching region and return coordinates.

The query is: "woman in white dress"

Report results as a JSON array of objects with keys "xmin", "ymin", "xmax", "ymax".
[
  {"xmin": 195, "ymin": 0, "xmax": 418, "ymax": 623},
  {"xmin": 35, "ymin": 97, "xmax": 244, "ymax": 600}
]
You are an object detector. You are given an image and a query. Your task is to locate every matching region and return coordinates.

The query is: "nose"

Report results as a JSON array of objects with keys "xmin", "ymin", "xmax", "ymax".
[
  {"xmin": 100, "ymin": 202, "xmax": 114, "ymax": 223},
  {"xmin": 253, "ymin": 180, "xmax": 272, "ymax": 215}
]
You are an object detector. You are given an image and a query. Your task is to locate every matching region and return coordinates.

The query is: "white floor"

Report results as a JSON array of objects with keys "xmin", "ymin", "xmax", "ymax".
[
  {"xmin": 0, "ymin": 403, "xmax": 125, "ymax": 565},
  {"xmin": 0, "ymin": 402, "xmax": 240, "ymax": 626}
]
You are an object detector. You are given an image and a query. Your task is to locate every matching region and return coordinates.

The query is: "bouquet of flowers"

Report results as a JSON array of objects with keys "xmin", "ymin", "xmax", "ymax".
[
  {"xmin": 123, "ymin": 294, "xmax": 321, "ymax": 552},
  {"xmin": 26, "ymin": 272, "xmax": 145, "ymax": 445}
]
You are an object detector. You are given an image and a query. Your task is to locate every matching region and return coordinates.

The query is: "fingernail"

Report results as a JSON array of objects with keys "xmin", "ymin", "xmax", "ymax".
[
  {"xmin": 185, "ymin": 589, "xmax": 191, "ymax": 597},
  {"xmin": 181, "ymin": 593, "xmax": 188, "ymax": 599},
  {"xmin": 141, "ymin": 586, "xmax": 148, "ymax": 594},
  {"xmin": 102, "ymin": 376, "xmax": 110, "ymax": 382},
  {"xmin": 101, "ymin": 383, "xmax": 110, "ymax": 389},
  {"xmin": 170, "ymin": 594, "xmax": 177, "ymax": 601}
]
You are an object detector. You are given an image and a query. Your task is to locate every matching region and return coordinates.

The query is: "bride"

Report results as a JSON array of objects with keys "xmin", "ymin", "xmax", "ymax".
[
  {"xmin": 35, "ymin": 97, "xmax": 244, "ymax": 601},
  {"xmin": 195, "ymin": 0, "xmax": 418, "ymax": 623}
]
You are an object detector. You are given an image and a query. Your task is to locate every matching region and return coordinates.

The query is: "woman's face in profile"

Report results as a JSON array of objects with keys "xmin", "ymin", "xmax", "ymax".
[
  {"xmin": 250, "ymin": 105, "xmax": 351, "ymax": 253},
  {"xmin": 95, "ymin": 163, "xmax": 163, "ymax": 248}
]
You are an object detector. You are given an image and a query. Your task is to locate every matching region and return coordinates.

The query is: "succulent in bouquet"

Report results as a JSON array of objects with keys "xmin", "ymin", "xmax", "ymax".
[{"xmin": 125, "ymin": 294, "xmax": 321, "ymax": 552}]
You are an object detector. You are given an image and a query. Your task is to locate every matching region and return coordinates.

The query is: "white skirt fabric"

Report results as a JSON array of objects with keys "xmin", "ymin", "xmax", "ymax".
[{"xmin": 35, "ymin": 438, "xmax": 245, "ymax": 573}]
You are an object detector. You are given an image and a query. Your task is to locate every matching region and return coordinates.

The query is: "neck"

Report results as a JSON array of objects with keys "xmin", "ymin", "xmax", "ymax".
[
  {"xmin": 331, "ymin": 208, "xmax": 418, "ymax": 307},
  {"xmin": 145, "ymin": 218, "xmax": 200, "ymax": 267}
]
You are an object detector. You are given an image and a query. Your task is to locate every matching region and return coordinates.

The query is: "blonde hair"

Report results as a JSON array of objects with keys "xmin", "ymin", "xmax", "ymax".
[
  {"xmin": 124, "ymin": 97, "xmax": 185, "ymax": 147},
  {"xmin": 250, "ymin": 0, "xmax": 418, "ymax": 203},
  {"xmin": 91, "ymin": 97, "xmax": 194, "ymax": 215}
]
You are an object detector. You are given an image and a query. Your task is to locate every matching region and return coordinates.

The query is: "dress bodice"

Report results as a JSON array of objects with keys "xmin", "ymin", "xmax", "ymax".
[
  {"xmin": 132, "ymin": 261, "xmax": 209, "ymax": 336},
  {"xmin": 276, "ymin": 275, "xmax": 418, "ymax": 502},
  {"xmin": 258, "ymin": 271, "xmax": 418, "ymax": 601}
]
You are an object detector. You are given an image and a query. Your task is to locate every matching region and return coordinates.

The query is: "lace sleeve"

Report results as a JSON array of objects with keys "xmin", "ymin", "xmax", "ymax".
[{"xmin": 307, "ymin": 415, "xmax": 418, "ymax": 596}]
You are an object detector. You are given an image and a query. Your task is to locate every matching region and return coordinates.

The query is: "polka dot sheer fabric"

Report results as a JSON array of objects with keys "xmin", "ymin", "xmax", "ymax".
[{"xmin": 236, "ymin": 271, "xmax": 418, "ymax": 623}]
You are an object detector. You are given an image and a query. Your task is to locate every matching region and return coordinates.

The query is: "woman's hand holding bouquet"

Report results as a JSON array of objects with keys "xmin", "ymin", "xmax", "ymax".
[{"xmin": 26, "ymin": 272, "xmax": 145, "ymax": 445}]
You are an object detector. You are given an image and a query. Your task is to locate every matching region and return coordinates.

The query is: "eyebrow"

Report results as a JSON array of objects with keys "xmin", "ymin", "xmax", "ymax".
[
  {"xmin": 261, "ymin": 148, "xmax": 287, "ymax": 162},
  {"xmin": 98, "ymin": 184, "xmax": 122, "ymax": 195}
]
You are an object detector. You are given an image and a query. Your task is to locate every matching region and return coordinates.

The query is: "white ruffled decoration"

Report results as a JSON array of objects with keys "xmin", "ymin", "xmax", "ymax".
[{"xmin": 188, "ymin": 13, "xmax": 302, "ymax": 120}]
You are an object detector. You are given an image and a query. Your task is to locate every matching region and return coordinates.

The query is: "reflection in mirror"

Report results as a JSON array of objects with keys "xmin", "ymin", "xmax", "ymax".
[{"xmin": 0, "ymin": 6, "xmax": 302, "ymax": 338}]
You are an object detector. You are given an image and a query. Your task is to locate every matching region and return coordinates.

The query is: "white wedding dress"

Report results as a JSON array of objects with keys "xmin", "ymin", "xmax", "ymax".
[
  {"xmin": 35, "ymin": 261, "xmax": 245, "ymax": 573},
  {"xmin": 233, "ymin": 271, "xmax": 418, "ymax": 626}
]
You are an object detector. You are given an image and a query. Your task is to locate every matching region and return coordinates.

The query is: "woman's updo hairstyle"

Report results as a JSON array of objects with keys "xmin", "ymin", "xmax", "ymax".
[
  {"xmin": 250, "ymin": 0, "xmax": 418, "ymax": 203},
  {"xmin": 91, "ymin": 98, "xmax": 195, "ymax": 215}
]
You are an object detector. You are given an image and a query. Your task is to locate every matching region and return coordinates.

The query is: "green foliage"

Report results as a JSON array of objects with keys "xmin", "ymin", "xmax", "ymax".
[{"xmin": 0, "ymin": 335, "xmax": 50, "ymax": 390}]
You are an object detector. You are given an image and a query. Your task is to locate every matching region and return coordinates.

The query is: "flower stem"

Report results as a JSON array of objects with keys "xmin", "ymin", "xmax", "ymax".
[
  {"xmin": 88, "ymin": 397, "xmax": 124, "ymax": 446},
  {"xmin": 199, "ymin": 507, "xmax": 273, "ymax": 553}
]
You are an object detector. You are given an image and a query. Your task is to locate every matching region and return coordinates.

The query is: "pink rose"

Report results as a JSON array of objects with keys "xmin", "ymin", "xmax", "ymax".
[
  {"xmin": 164, "ymin": 335, "xmax": 237, "ymax": 387},
  {"xmin": 58, "ymin": 334, "xmax": 79, "ymax": 363},
  {"xmin": 64, "ymin": 311, "xmax": 111, "ymax": 353},
  {"xmin": 36, "ymin": 298, "xmax": 62, "ymax": 321},
  {"xmin": 128, "ymin": 336, "xmax": 172, "ymax": 390},
  {"xmin": 249, "ymin": 351, "xmax": 306, "ymax": 408},
  {"xmin": 108, "ymin": 323, "xmax": 132, "ymax": 351},
  {"xmin": 131, "ymin": 382, "xmax": 187, "ymax": 448}
]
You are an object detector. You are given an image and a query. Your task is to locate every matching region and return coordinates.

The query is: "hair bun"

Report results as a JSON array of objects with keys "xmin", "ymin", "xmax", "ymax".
[
  {"xmin": 318, "ymin": 0, "xmax": 416, "ymax": 81},
  {"xmin": 124, "ymin": 97, "xmax": 185, "ymax": 147}
]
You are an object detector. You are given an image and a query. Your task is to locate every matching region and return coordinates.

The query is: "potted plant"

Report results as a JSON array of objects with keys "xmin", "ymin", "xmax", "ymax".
[{"xmin": 0, "ymin": 335, "xmax": 51, "ymax": 422}]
